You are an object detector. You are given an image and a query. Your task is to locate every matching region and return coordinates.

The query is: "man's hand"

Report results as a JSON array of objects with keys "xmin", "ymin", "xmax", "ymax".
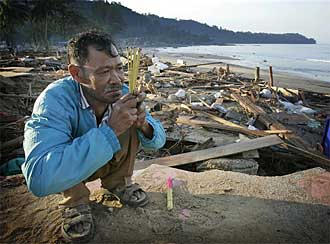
[
  {"xmin": 108, "ymin": 94, "xmax": 138, "ymax": 136},
  {"xmin": 135, "ymin": 98, "xmax": 147, "ymax": 129},
  {"xmin": 135, "ymin": 92, "xmax": 154, "ymax": 139}
]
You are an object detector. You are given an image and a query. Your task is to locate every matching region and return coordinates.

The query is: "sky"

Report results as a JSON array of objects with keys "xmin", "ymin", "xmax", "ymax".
[{"xmin": 115, "ymin": 0, "xmax": 330, "ymax": 44}]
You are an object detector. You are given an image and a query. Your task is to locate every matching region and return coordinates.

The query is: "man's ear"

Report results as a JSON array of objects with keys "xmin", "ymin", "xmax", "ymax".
[
  {"xmin": 68, "ymin": 64, "xmax": 89, "ymax": 85},
  {"xmin": 68, "ymin": 64, "xmax": 80, "ymax": 80}
]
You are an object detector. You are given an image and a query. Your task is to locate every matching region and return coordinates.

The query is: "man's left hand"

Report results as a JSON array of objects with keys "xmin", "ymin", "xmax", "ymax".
[
  {"xmin": 135, "ymin": 92, "xmax": 153, "ymax": 138},
  {"xmin": 135, "ymin": 92, "xmax": 146, "ymax": 129},
  {"xmin": 136, "ymin": 102, "xmax": 147, "ymax": 129}
]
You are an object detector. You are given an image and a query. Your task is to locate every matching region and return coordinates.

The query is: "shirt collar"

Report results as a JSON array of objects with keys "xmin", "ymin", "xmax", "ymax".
[
  {"xmin": 79, "ymin": 84, "xmax": 91, "ymax": 110},
  {"xmin": 79, "ymin": 84, "xmax": 112, "ymax": 127}
]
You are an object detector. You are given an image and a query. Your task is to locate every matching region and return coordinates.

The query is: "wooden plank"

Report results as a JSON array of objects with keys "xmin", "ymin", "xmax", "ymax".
[
  {"xmin": 199, "ymin": 112, "xmax": 269, "ymax": 137},
  {"xmin": 135, "ymin": 135, "xmax": 283, "ymax": 170},
  {"xmin": 0, "ymin": 67, "xmax": 34, "ymax": 73},
  {"xmin": 0, "ymin": 71, "xmax": 33, "ymax": 78},
  {"xmin": 177, "ymin": 116, "xmax": 291, "ymax": 137},
  {"xmin": 239, "ymin": 134, "xmax": 259, "ymax": 158}
]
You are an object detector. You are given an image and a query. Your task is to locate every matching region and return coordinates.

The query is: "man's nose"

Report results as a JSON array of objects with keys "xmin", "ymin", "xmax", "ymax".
[{"xmin": 108, "ymin": 70, "xmax": 122, "ymax": 84}]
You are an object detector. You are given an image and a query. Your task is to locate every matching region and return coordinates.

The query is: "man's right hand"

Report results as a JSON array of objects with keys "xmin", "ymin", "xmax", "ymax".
[{"xmin": 108, "ymin": 93, "xmax": 138, "ymax": 136}]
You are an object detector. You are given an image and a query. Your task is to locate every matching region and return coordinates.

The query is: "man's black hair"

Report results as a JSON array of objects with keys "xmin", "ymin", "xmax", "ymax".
[{"xmin": 67, "ymin": 30, "xmax": 118, "ymax": 65}]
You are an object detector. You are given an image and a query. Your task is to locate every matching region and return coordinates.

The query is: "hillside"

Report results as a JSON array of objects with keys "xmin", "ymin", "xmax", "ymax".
[
  {"xmin": 0, "ymin": 1, "xmax": 316, "ymax": 50},
  {"xmin": 76, "ymin": 2, "xmax": 316, "ymax": 46}
]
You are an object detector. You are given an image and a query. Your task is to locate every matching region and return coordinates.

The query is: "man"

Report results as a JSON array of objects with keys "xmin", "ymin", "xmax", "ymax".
[{"xmin": 22, "ymin": 31, "xmax": 166, "ymax": 242}]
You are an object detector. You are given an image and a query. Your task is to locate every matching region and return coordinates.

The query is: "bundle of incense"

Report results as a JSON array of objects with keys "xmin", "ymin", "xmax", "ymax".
[
  {"xmin": 166, "ymin": 176, "xmax": 173, "ymax": 210},
  {"xmin": 127, "ymin": 48, "xmax": 141, "ymax": 94}
]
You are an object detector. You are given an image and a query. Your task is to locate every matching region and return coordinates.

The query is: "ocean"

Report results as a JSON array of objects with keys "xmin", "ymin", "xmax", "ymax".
[{"xmin": 156, "ymin": 44, "xmax": 330, "ymax": 82}]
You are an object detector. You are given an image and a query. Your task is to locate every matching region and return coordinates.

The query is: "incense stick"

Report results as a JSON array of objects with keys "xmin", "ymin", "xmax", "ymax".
[{"xmin": 127, "ymin": 48, "xmax": 141, "ymax": 93}]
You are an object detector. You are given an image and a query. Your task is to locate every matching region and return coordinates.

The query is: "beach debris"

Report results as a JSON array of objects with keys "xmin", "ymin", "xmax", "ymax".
[
  {"xmin": 174, "ymin": 89, "xmax": 186, "ymax": 98},
  {"xmin": 147, "ymin": 56, "xmax": 168, "ymax": 74},
  {"xmin": 260, "ymin": 88, "xmax": 272, "ymax": 98},
  {"xmin": 196, "ymin": 158, "xmax": 259, "ymax": 175},
  {"xmin": 177, "ymin": 59, "xmax": 186, "ymax": 65},
  {"xmin": 211, "ymin": 103, "xmax": 228, "ymax": 113},
  {"xmin": 135, "ymin": 135, "xmax": 283, "ymax": 170},
  {"xmin": 279, "ymin": 100, "xmax": 316, "ymax": 114},
  {"xmin": 225, "ymin": 110, "xmax": 244, "ymax": 122},
  {"xmin": 1, "ymin": 46, "xmax": 330, "ymax": 177}
]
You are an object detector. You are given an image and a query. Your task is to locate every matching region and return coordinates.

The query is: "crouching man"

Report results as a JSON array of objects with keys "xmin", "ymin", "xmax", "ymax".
[{"xmin": 22, "ymin": 31, "xmax": 166, "ymax": 242}]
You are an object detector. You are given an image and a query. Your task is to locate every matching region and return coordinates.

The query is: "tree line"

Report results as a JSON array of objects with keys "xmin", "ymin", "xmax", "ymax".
[{"xmin": 0, "ymin": 0, "xmax": 316, "ymax": 52}]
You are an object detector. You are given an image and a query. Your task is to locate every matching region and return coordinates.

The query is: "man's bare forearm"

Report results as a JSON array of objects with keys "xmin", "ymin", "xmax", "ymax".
[{"xmin": 140, "ymin": 121, "xmax": 153, "ymax": 139}]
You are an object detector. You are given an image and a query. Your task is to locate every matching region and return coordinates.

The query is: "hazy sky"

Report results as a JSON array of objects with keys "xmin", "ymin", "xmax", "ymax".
[{"xmin": 116, "ymin": 0, "xmax": 330, "ymax": 44}]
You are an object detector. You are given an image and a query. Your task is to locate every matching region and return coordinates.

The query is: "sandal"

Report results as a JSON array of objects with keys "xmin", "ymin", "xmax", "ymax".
[
  {"xmin": 61, "ymin": 204, "xmax": 94, "ymax": 242},
  {"xmin": 111, "ymin": 183, "xmax": 149, "ymax": 208}
]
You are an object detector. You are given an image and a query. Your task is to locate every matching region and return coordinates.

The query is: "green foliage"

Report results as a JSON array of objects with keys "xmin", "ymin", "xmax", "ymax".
[{"xmin": 0, "ymin": 0, "xmax": 30, "ymax": 47}]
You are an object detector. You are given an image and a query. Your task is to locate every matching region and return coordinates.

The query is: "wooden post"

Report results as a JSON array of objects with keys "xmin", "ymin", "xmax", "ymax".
[
  {"xmin": 269, "ymin": 66, "xmax": 274, "ymax": 87},
  {"xmin": 254, "ymin": 67, "xmax": 260, "ymax": 83},
  {"xmin": 226, "ymin": 64, "xmax": 230, "ymax": 75}
]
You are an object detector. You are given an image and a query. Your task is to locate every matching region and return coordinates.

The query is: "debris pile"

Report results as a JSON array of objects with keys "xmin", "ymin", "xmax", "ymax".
[{"xmin": 1, "ymin": 49, "xmax": 330, "ymax": 176}]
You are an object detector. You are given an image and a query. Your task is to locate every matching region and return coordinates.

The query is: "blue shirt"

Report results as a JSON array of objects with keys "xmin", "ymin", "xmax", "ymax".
[{"xmin": 22, "ymin": 76, "xmax": 166, "ymax": 197}]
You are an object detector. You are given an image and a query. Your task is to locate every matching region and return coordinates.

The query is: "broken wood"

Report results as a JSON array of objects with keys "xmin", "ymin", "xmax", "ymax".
[
  {"xmin": 255, "ymin": 67, "xmax": 260, "ymax": 83},
  {"xmin": 269, "ymin": 66, "xmax": 273, "ymax": 87},
  {"xmin": 239, "ymin": 134, "xmax": 260, "ymax": 158},
  {"xmin": 0, "ymin": 93, "xmax": 38, "ymax": 99},
  {"xmin": 226, "ymin": 64, "xmax": 230, "ymax": 74},
  {"xmin": 230, "ymin": 92, "xmax": 310, "ymax": 149},
  {"xmin": 135, "ymin": 135, "xmax": 283, "ymax": 170},
  {"xmin": 189, "ymin": 84, "xmax": 240, "ymax": 90},
  {"xmin": 177, "ymin": 116, "xmax": 291, "ymax": 137},
  {"xmin": 284, "ymin": 143, "xmax": 330, "ymax": 169},
  {"xmin": 188, "ymin": 90, "xmax": 212, "ymax": 109},
  {"xmin": 165, "ymin": 61, "xmax": 224, "ymax": 70},
  {"xmin": 0, "ymin": 71, "xmax": 33, "ymax": 78},
  {"xmin": 0, "ymin": 136, "xmax": 24, "ymax": 151}
]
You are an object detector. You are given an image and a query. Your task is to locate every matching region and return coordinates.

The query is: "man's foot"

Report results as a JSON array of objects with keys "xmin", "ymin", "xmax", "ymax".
[
  {"xmin": 61, "ymin": 204, "xmax": 94, "ymax": 242},
  {"xmin": 110, "ymin": 183, "xmax": 149, "ymax": 208}
]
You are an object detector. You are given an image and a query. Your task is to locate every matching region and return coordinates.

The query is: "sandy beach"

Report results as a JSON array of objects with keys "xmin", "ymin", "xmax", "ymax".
[{"xmin": 145, "ymin": 49, "xmax": 330, "ymax": 94}]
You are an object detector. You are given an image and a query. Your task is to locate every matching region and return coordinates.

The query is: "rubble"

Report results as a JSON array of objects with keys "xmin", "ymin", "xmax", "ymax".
[
  {"xmin": 1, "ymin": 48, "xmax": 330, "ymax": 244},
  {"xmin": 1, "ymin": 49, "xmax": 330, "ymax": 177}
]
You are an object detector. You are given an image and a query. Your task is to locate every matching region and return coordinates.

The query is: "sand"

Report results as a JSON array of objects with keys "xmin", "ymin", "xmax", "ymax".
[{"xmin": 1, "ymin": 165, "xmax": 330, "ymax": 243}]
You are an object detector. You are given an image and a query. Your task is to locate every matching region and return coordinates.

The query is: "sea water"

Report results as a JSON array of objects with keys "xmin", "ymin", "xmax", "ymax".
[{"xmin": 157, "ymin": 44, "xmax": 330, "ymax": 82}]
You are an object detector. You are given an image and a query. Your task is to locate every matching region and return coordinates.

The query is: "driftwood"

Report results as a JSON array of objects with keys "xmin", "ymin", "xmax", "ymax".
[
  {"xmin": 268, "ymin": 66, "xmax": 274, "ymax": 87},
  {"xmin": 0, "ymin": 136, "xmax": 24, "ymax": 151},
  {"xmin": 0, "ymin": 93, "xmax": 38, "ymax": 99},
  {"xmin": 165, "ymin": 61, "xmax": 224, "ymax": 71},
  {"xmin": 189, "ymin": 85, "xmax": 241, "ymax": 90},
  {"xmin": 283, "ymin": 143, "xmax": 330, "ymax": 168},
  {"xmin": 135, "ymin": 135, "xmax": 283, "ymax": 170},
  {"xmin": 176, "ymin": 116, "xmax": 292, "ymax": 137},
  {"xmin": 230, "ymin": 92, "xmax": 309, "ymax": 149}
]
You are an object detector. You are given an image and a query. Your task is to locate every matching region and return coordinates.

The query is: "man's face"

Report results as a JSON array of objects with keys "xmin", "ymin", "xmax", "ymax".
[{"xmin": 80, "ymin": 45, "xmax": 124, "ymax": 104}]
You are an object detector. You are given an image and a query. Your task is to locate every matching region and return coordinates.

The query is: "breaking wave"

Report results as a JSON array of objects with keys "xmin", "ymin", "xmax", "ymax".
[{"xmin": 307, "ymin": 58, "xmax": 330, "ymax": 63}]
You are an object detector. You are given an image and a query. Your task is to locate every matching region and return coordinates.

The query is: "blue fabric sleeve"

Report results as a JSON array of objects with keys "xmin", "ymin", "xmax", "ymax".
[
  {"xmin": 22, "ymin": 94, "xmax": 121, "ymax": 197},
  {"xmin": 137, "ymin": 112, "xmax": 166, "ymax": 150}
]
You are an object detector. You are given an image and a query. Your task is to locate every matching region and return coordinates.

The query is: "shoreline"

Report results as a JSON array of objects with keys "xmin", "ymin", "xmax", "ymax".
[{"xmin": 144, "ymin": 49, "xmax": 330, "ymax": 94}]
